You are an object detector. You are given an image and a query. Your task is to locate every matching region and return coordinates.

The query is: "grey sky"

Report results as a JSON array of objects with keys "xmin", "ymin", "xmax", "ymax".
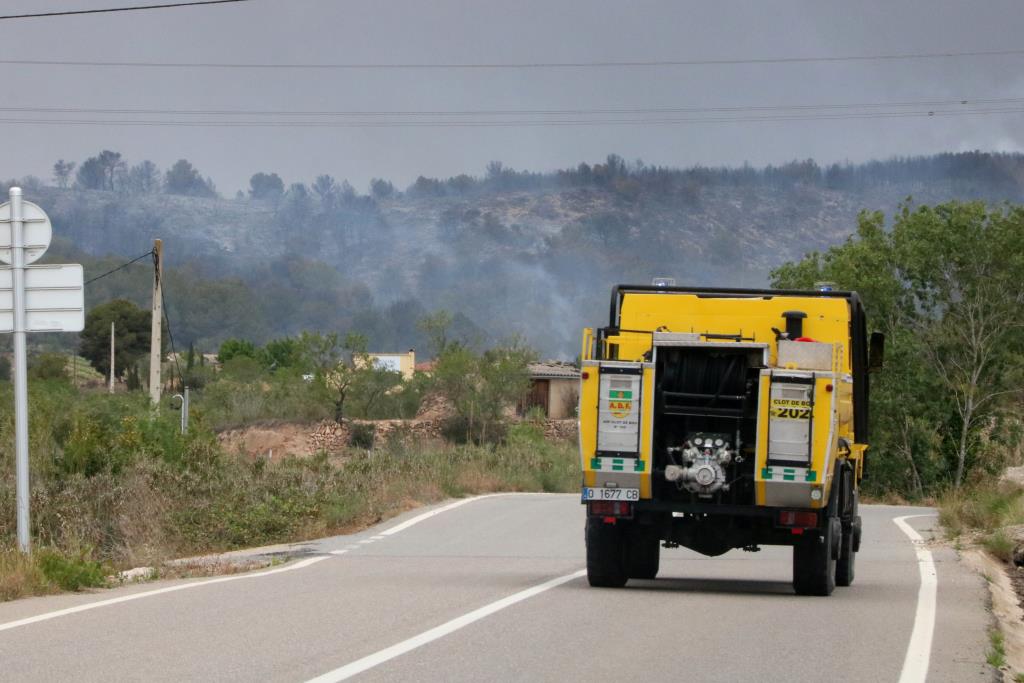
[{"xmin": 0, "ymin": 0, "xmax": 1022, "ymax": 194}]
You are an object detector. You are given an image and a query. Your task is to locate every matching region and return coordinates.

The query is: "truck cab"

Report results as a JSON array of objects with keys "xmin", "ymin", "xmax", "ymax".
[{"xmin": 579, "ymin": 284, "xmax": 882, "ymax": 595}]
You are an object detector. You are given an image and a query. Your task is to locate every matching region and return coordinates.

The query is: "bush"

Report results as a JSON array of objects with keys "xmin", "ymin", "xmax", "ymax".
[
  {"xmin": 29, "ymin": 353, "xmax": 69, "ymax": 381},
  {"xmin": 349, "ymin": 422, "xmax": 375, "ymax": 449},
  {"xmin": 37, "ymin": 550, "xmax": 107, "ymax": 591}
]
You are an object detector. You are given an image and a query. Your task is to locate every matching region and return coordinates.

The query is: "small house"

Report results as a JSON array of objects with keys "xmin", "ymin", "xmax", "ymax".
[
  {"xmin": 365, "ymin": 350, "xmax": 416, "ymax": 380},
  {"xmin": 519, "ymin": 361, "xmax": 580, "ymax": 419}
]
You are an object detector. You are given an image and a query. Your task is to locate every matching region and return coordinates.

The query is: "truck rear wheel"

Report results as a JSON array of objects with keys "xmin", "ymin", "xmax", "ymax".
[
  {"xmin": 792, "ymin": 517, "xmax": 837, "ymax": 596},
  {"xmin": 586, "ymin": 518, "xmax": 628, "ymax": 587},
  {"xmin": 627, "ymin": 530, "xmax": 660, "ymax": 580},
  {"xmin": 836, "ymin": 488, "xmax": 859, "ymax": 587}
]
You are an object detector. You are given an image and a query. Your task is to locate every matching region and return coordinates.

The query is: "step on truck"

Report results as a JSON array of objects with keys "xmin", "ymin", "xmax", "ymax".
[{"xmin": 579, "ymin": 284, "xmax": 884, "ymax": 595}]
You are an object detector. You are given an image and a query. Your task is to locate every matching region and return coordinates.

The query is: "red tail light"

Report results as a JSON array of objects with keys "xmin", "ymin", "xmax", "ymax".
[
  {"xmin": 778, "ymin": 510, "xmax": 818, "ymax": 528},
  {"xmin": 589, "ymin": 501, "xmax": 633, "ymax": 518}
]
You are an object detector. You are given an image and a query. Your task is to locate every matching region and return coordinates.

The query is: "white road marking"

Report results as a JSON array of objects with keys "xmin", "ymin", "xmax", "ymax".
[
  {"xmin": 357, "ymin": 539, "xmax": 375, "ymax": 545},
  {"xmin": 378, "ymin": 493, "xmax": 528, "ymax": 536},
  {"xmin": 0, "ymin": 556, "xmax": 328, "ymax": 634},
  {"xmin": 0, "ymin": 492, "xmax": 566, "ymax": 634},
  {"xmin": 893, "ymin": 514, "xmax": 938, "ymax": 683},
  {"xmin": 305, "ymin": 569, "xmax": 587, "ymax": 682}
]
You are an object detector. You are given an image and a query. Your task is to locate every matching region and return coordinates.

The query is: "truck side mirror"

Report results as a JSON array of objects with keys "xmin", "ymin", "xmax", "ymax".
[{"xmin": 868, "ymin": 332, "xmax": 885, "ymax": 372}]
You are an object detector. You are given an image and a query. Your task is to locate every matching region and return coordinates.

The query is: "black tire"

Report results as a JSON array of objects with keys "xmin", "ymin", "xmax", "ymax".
[
  {"xmin": 793, "ymin": 517, "xmax": 837, "ymax": 596},
  {"xmin": 835, "ymin": 525, "xmax": 855, "ymax": 586},
  {"xmin": 836, "ymin": 487, "xmax": 859, "ymax": 587},
  {"xmin": 586, "ymin": 518, "xmax": 628, "ymax": 587},
  {"xmin": 627, "ymin": 530, "xmax": 660, "ymax": 580}
]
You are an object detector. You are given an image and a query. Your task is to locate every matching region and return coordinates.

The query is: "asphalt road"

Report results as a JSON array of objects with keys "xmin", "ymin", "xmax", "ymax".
[{"xmin": 0, "ymin": 494, "xmax": 993, "ymax": 682}]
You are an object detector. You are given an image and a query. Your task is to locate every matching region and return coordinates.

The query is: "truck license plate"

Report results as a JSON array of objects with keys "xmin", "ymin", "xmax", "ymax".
[{"xmin": 582, "ymin": 487, "xmax": 639, "ymax": 502}]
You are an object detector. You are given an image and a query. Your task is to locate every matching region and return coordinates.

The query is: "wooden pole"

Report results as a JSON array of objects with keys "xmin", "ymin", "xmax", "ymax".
[{"xmin": 149, "ymin": 239, "xmax": 163, "ymax": 404}]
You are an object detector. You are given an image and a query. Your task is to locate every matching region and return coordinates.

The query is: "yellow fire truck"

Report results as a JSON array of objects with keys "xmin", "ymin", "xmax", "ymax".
[{"xmin": 579, "ymin": 284, "xmax": 883, "ymax": 595}]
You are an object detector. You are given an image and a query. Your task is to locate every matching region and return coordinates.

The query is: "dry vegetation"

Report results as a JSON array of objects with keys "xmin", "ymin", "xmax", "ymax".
[{"xmin": 0, "ymin": 379, "xmax": 579, "ymax": 602}]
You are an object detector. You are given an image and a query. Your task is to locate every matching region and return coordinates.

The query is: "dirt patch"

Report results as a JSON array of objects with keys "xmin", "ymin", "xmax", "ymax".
[
  {"xmin": 1003, "ymin": 467, "xmax": 1024, "ymax": 489},
  {"xmin": 218, "ymin": 422, "xmax": 319, "ymax": 458},
  {"xmin": 415, "ymin": 392, "xmax": 456, "ymax": 421},
  {"xmin": 217, "ymin": 412, "xmax": 577, "ymax": 460}
]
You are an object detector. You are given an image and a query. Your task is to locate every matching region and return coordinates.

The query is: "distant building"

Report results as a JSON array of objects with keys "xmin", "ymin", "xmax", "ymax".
[
  {"xmin": 365, "ymin": 349, "xmax": 416, "ymax": 380},
  {"xmin": 519, "ymin": 361, "xmax": 581, "ymax": 419},
  {"xmin": 414, "ymin": 359, "xmax": 437, "ymax": 375}
]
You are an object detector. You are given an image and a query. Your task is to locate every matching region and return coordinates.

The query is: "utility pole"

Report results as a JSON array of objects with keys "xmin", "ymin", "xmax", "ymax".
[
  {"xmin": 149, "ymin": 239, "xmax": 163, "ymax": 404},
  {"xmin": 109, "ymin": 321, "xmax": 115, "ymax": 394}
]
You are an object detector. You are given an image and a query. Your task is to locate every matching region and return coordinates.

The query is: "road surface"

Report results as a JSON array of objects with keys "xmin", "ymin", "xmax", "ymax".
[{"xmin": 0, "ymin": 494, "xmax": 993, "ymax": 681}]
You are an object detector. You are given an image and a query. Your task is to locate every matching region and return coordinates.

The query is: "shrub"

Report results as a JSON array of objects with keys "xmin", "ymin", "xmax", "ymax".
[
  {"xmin": 37, "ymin": 550, "xmax": 107, "ymax": 591},
  {"xmin": 349, "ymin": 422, "xmax": 375, "ymax": 449},
  {"xmin": 29, "ymin": 353, "xmax": 69, "ymax": 381}
]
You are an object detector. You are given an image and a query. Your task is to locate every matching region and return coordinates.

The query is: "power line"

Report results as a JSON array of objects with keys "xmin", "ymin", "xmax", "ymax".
[
  {"xmin": 0, "ymin": 0, "xmax": 252, "ymax": 20},
  {"xmin": 0, "ymin": 96, "xmax": 1019, "ymax": 118},
  {"xmin": 84, "ymin": 250, "xmax": 155, "ymax": 285},
  {"xmin": 160, "ymin": 287, "xmax": 182, "ymax": 390},
  {"xmin": 0, "ymin": 107, "xmax": 1022, "ymax": 129},
  {"xmin": 1, "ymin": 48, "xmax": 1023, "ymax": 69}
]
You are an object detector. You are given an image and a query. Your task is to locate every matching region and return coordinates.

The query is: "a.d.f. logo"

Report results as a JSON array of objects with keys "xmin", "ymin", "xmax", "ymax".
[{"xmin": 608, "ymin": 389, "xmax": 633, "ymax": 419}]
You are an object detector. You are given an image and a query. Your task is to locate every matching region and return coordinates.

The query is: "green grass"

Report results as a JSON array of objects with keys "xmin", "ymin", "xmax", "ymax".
[
  {"xmin": 987, "ymin": 628, "xmax": 1007, "ymax": 669},
  {"xmin": 36, "ymin": 550, "xmax": 107, "ymax": 591}
]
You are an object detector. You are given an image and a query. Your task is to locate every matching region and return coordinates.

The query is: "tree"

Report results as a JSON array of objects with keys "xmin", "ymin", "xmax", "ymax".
[
  {"xmin": 165, "ymin": 159, "xmax": 215, "ymax": 197},
  {"xmin": 433, "ymin": 339, "xmax": 535, "ymax": 443},
  {"xmin": 127, "ymin": 160, "xmax": 161, "ymax": 195},
  {"xmin": 53, "ymin": 160, "xmax": 76, "ymax": 189},
  {"xmin": 348, "ymin": 364, "xmax": 403, "ymax": 417},
  {"xmin": 97, "ymin": 150, "xmax": 125, "ymax": 191},
  {"xmin": 305, "ymin": 332, "xmax": 369, "ymax": 422},
  {"xmin": 370, "ymin": 178, "xmax": 395, "ymax": 199},
  {"xmin": 249, "ymin": 172, "xmax": 284, "ymax": 201},
  {"xmin": 312, "ymin": 175, "xmax": 337, "ymax": 207},
  {"xmin": 281, "ymin": 183, "xmax": 313, "ymax": 225},
  {"xmin": 80, "ymin": 299, "xmax": 151, "ymax": 379},
  {"xmin": 217, "ymin": 338, "xmax": 257, "ymax": 364},
  {"xmin": 771, "ymin": 201, "xmax": 1024, "ymax": 494},
  {"xmin": 259, "ymin": 337, "xmax": 303, "ymax": 371},
  {"xmin": 417, "ymin": 310, "xmax": 453, "ymax": 355},
  {"xmin": 75, "ymin": 157, "xmax": 106, "ymax": 190}
]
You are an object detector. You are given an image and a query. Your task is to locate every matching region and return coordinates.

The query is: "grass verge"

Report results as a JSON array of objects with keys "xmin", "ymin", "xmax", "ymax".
[
  {"xmin": 0, "ymin": 419, "xmax": 578, "ymax": 602},
  {"xmin": 988, "ymin": 628, "xmax": 1007, "ymax": 669}
]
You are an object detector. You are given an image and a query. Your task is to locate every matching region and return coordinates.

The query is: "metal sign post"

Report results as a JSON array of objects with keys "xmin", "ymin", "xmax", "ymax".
[
  {"xmin": 0, "ymin": 188, "xmax": 84, "ymax": 553},
  {"xmin": 10, "ymin": 189, "xmax": 29, "ymax": 553}
]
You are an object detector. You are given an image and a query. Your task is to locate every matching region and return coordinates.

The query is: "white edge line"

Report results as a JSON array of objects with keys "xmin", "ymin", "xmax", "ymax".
[
  {"xmin": 0, "ymin": 556, "xmax": 328, "ymax": 634},
  {"xmin": 305, "ymin": 569, "xmax": 586, "ymax": 683},
  {"xmin": 0, "ymin": 491, "xmax": 565, "ymax": 634},
  {"xmin": 376, "ymin": 492, "xmax": 565, "ymax": 537},
  {"xmin": 378, "ymin": 494, "xmax": 506, "ymax": 536},
  {"xmin": 893, "ymin": 514, "xmax": 938, "ymax": 683}
]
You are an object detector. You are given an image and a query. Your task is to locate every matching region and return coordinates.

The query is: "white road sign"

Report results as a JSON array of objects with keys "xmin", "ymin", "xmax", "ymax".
[
  {"xmin": 0, "ymin": 264, "xmax": 84, "ymax": 332},
  {"xmin": 0, "ymin": 199, "xmax": 52, "ymax": 265}
]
